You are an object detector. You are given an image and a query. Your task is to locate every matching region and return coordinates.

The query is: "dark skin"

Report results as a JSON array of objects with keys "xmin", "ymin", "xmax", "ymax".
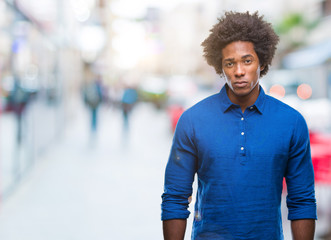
[
  {"xmin": 291, "ymin": 219, "xmax": 315, "ymax": 240},
  {"xmin": 221, "ymin": 41, "xmax": 263, "ymax": 113},
  {"xmin": 163, "ymin": 219, "xmax": 186, "ymax": 240},
  {"xmin": 162, "ymin": 41, "xmax": 316, "ymax": 240}
]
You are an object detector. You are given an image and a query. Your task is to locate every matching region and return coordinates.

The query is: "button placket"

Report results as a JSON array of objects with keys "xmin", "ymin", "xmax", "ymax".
[{"xmin": 239, "ymin": 115, "xmax": 246, "ymax": 156}]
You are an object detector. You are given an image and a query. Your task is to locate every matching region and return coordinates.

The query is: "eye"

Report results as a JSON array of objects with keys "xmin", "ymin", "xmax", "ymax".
[
  {"xmin": 224, "ymin": 62, "xmax": 234, "ymax": 68},
  {"xmin": 244, "ymin": 59, "xmax": 252, "ymax": 64}
]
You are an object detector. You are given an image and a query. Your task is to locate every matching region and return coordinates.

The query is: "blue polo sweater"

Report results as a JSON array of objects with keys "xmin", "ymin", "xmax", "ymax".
[{"xmin": 161, "ymin": 85, "xmax": 317, "ymax": 240}]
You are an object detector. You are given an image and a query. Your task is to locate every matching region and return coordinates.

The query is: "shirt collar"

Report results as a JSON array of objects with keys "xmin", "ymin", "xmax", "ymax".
[
  {"xmin": 219, "ymin": 85, "xmax": 234, "ymax": 113},
  {"xmin": 219, "ymin": 84, "xmax": 266, "ymax": 114},
  {"xmin": 253, "ymin": 86, "xmax": 266, "ymax": 114}
]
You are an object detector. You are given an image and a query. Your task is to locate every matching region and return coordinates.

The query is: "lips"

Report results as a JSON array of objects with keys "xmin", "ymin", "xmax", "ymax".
[{"xmin": 233, "ymin": 81, "xmax": 248, "ymax": 88}]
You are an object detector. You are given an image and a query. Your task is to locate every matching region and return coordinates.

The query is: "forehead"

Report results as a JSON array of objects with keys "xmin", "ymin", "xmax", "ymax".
[{"xmin": 222, "ymin": 41, "xmax": 258, "ymax": 60}]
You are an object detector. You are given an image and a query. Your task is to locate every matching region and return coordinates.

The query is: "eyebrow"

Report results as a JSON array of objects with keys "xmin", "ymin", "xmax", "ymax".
[
  {"xmin": 223, "ymin": 54, "xmax": 254, "ymax": 62},
  {"xmin": 242, "ymin": 54, "xmax": 254, "ymax": 59}
]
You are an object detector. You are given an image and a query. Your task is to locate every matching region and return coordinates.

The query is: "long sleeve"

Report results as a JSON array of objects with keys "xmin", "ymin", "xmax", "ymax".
[
  {"xmin": 285, "ymin": 113, "xmax": 317, "ymax": 220},
  {"xmin": 161, "ymin": 110, "xmax": 198, "ymax": 221}
]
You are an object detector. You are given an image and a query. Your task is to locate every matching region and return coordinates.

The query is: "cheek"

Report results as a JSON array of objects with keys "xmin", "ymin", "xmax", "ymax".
[
  {"xmin": 222, "ymin": 69, "xmax": 230, "ymax": 81},
  {"xmin": 250, "ymin": 66, "xmax": 261, "ymax": 86},
  {"xmin": 222, "ymin": 69, "xmax": 234, "ymax": 81},
  {"xmin": 248, "ymin": 66, "xmax": 260, "ymax": 79}
]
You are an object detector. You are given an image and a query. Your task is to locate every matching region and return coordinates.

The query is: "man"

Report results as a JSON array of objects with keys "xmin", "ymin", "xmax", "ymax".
[{"xmin": 161, "ymin": 11, "xmax": 317, "ymax": 240}]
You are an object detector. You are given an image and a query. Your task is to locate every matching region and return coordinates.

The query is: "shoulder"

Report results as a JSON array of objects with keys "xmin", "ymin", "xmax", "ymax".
[
  {"xmin": 265, "ymin": 94, "xmax": 308, "ymax": 129},
  {"xmin": 176, "ymin": 93, "xmax": 220, "ymax": 130},
  {"xmin": 265, "ymin": 94, "xmax": 303, "ymax": 117}
]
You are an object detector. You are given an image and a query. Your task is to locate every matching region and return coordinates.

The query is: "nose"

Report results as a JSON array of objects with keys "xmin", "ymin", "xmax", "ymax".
[{"xmin": 234, "ymin": 63, "xmax": 245, "ymax": 77}]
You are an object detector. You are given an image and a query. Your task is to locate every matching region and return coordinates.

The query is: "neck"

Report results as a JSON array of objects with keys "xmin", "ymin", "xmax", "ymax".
[{"xmin": 226, "ymin": 84, "xmax": 260, "ymax": 113}]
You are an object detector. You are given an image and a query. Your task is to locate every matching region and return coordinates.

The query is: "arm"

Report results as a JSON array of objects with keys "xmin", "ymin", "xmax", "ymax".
[
  {"xmin": 163, "ymin": 219, "xmax": 187, "ymax": 240},
  {"xmin": 291, "ymin": 219, "xmax": 315, "ymax": 240},
  {"xmin": 285, "ymin": 114, "xmax": 317, "ymax": 227},
  {"xmin": 161, "ymin": 111, "xmax": 197, "ymax": 238}
]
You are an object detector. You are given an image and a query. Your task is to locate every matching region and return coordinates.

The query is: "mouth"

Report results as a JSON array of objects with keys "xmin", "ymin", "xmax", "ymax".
[{"xmin": 233, "ymin": 81, "xmax": 248, "ymax": 88}]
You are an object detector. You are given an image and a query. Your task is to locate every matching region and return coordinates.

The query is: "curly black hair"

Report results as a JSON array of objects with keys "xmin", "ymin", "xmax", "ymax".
[{"xmin": 201, "ymin": 11, "xmax": 279, "ymax": 77}]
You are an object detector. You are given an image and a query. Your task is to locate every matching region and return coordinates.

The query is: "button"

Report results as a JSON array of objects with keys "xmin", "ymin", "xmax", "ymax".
[
  {"xmin": 241, "ymin": 147, "xmax": 244, "ymax": 151},
  {"xmin": 250, "ymin": 107, "xmax": 254, "ymax": 110},
  {"xmin": 241, "ymin": 132, "xmax": 244, "ymax": 135},
  {"xmin": 241, "ymin": 117, "xmax": 244, "ymax": 121}
]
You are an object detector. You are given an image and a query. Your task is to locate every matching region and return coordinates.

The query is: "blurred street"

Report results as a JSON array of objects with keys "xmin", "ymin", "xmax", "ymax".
[{"xmin": 0, "ymin": 102, "xmax": 173, "ymax": 240}]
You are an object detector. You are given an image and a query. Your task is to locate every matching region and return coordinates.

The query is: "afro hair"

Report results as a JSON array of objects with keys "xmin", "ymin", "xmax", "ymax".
[{"xmin": 201, "ymin": 11, "xmax": 279, "ymax": 77}]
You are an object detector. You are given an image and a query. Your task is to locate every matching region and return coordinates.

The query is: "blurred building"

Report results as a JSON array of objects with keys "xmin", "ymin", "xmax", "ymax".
[
  {"xmin": 0, "ymin": 0, "xmax": 109, "ymax": 199},
  {"xmin": 268, "ymin": 0, "xmax": 331, "ymax": 131}
]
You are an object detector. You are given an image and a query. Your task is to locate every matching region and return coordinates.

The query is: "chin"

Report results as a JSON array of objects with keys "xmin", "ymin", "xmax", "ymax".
[{"xmin": 233, "ymin": 89, "xmax": 252, "ymax": 96}]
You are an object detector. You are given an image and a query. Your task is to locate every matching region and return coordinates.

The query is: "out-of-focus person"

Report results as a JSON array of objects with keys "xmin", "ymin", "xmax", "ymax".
[
  {"xmin": 161, "ymin": 11, "xmax": 317, "ymax": 240},
  {"xmin": 121, "ymin": 85, "xmax": 138, "ymax": 130},
  {"xmin": 7, "ymin": 78, "xmax": 31, "ymax": 144},
  {"xmin": 83, "ymin": 75, "xmax": 104, "ymax": 134}
]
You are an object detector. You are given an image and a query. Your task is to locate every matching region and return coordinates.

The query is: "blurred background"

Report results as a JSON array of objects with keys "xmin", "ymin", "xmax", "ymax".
[{"xmin": 0, "ymin": 0, "xmax": 330, "ymax": 239}]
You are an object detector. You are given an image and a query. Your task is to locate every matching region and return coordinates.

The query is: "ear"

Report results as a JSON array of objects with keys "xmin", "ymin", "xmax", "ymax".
[{"xmin": 260, "ymin": 65, "xmax": 265, "ymax": 71}]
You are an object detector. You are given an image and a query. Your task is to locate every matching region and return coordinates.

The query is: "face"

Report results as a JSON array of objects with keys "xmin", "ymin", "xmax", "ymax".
[{"xmin": 221, "ymin": 41, "xmax": 264, "ymax": 103}]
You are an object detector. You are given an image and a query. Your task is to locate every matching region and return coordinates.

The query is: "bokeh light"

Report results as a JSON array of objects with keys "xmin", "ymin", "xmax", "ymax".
[
  {"xmin": 269, "ymin": 84, "xmax": 286, "ymax": 99},
  {"xmin": 297, "ymin": 83, "xmax": 312, "ymax": 100}
]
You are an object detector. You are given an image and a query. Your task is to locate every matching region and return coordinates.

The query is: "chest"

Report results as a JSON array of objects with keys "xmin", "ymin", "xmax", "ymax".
[{"xmin": 194, "ymin": 113, "xmax": 292, "ymax": 175}]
